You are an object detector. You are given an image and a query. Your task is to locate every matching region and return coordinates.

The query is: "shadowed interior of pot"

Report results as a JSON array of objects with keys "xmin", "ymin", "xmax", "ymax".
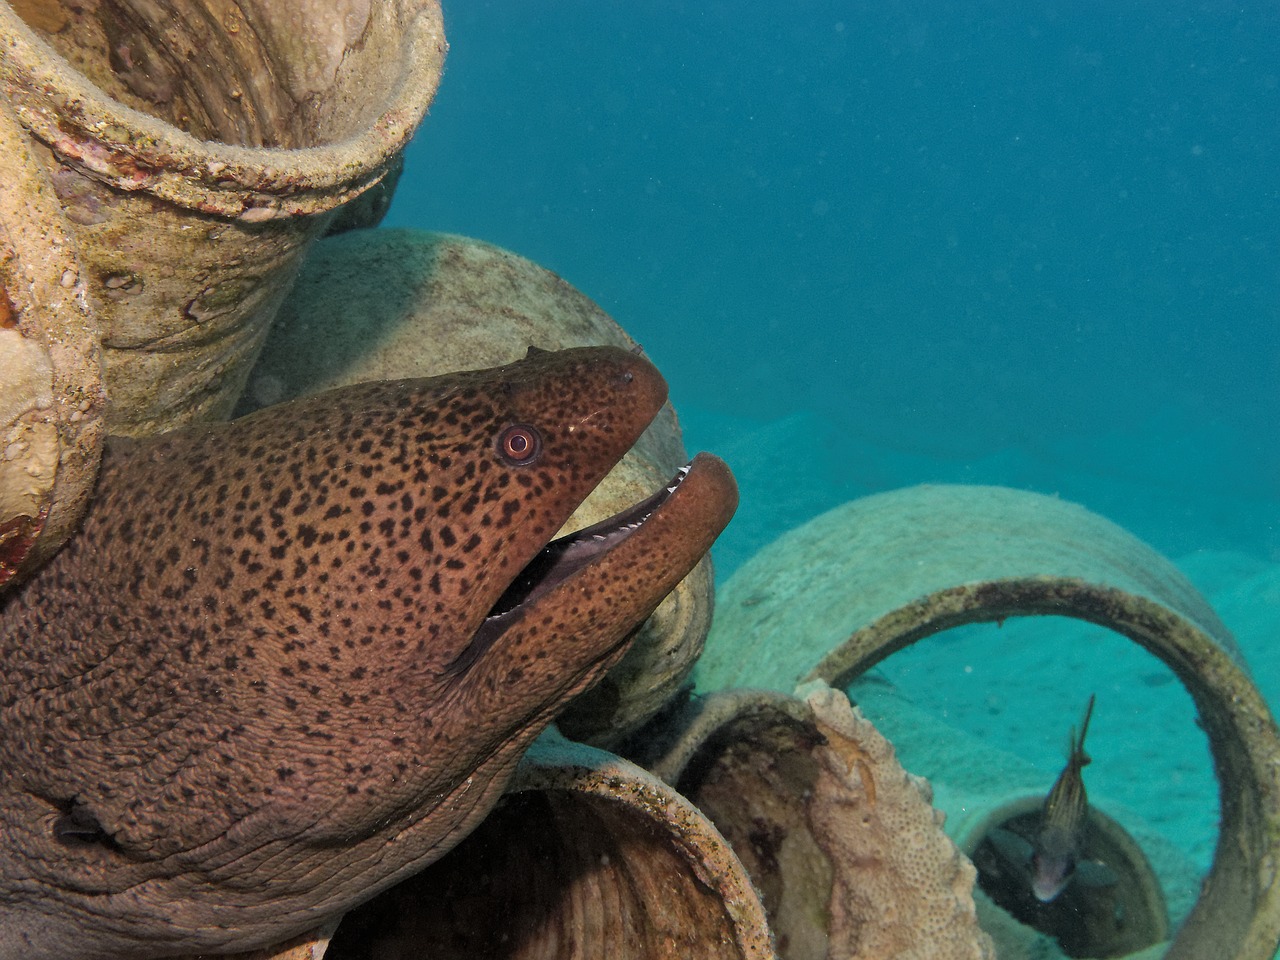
[
  {"xmin": 322, "ymin": 790, "xmax": 751, "ymax": 960},
  {"xmin": 970, "ymin": 802, "xmax": 1169, "ymax": 958},
  {"xmin": 671, "ymin": 712, "xmax": 835, "ymax": 960},
  {"xmin": 9, "ymin": 0, "xmax": 405, "ymax": 148}
]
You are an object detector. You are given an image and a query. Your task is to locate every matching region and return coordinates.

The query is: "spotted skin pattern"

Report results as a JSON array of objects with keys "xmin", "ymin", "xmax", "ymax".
[{"xmin": 0, "ymin": 346, "xmax": 737, "ymax": 959}]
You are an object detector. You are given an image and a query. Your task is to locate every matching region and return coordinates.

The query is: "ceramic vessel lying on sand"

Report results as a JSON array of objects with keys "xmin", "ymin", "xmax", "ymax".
[
  {"xmin": 697, "ymin": 484, "xmax": 1280, "ymax": 960},
  {"xmin": 242, "ymin": 228, "xmax": 713, "ymax": 746},
  {"xmin": 0, "ymin": 0, "xmax": 444, "ymax": 581}
]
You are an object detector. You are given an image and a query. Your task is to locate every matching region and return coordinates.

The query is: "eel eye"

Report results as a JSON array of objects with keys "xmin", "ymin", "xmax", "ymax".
[{"xmin": 497, "ymin": 424, "xmax": 542, "ymax": 466}]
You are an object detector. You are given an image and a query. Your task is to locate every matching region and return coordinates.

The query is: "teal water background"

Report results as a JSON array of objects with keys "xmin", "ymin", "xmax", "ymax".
[
  {"xmin": 386, "ymin": 2, "xmax": 1278, "ymax": 950},
  {"xmin": 388, "ymin": 1, "xmax": 1277, "ymax": 570}
]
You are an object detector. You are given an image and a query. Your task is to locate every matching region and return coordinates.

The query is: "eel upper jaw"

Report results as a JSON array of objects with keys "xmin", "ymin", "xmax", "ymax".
[{"xmin": 447, "ymin": 461, "xmax": 696, "ymax": 675}]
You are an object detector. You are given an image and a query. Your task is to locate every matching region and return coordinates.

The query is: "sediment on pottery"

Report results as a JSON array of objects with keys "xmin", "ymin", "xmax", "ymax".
[
  {"xmin": 243, "ymin": 228, "xmax": 715, "ymax": 746},
  {"xmin": 0, "ymin": 95, "xmax": 101, "ymax": 588},
  {"xmin": 0, "ymin": 0, "xmax": 446, "ymax": 436},
  {"xmin": 627, "ymin": 683, "xmax": 995, "ymax": 960},
  {"xmin": 317, "ymin": 732, "xmax": 777, "ymax": 960},
  {"xmin": 697, "ymin": 484, "xmax": 1280, "ymax": 960}
]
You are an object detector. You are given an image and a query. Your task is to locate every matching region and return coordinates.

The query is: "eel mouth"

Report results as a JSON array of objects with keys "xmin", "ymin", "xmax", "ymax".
[{"xmin": 448, "ymin": 462, "xmax": 696, "ymax": 674}]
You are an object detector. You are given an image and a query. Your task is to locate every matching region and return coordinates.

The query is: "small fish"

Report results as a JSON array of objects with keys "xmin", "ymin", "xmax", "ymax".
[{"xmin": 989, "ymin": 693, "xmax": 1116, "ymax": 902}]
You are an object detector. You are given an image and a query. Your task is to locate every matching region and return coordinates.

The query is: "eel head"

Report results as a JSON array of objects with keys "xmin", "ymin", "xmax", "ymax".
[{"xmin": 0, "ymin": 345, "xmax": 737, "ymax": 958}]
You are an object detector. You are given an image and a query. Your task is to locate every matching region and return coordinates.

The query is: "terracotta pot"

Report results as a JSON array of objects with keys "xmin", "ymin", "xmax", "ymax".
[
  {"xmin": 317, "ymin": 733, "xmax": 776, "ymax": 960},
  {"xmin": 0, "ymin": 0, "xmax": 445, "ymax": 437},
  {"xmin": 698, "ymin": 484, "xmax": 1280, "ymax": 960},
  {"xmin": 626, "ymin": 682, "xmax": 995, "ymax": 960}
]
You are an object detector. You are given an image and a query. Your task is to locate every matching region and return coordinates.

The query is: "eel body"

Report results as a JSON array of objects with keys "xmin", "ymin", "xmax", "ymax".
[{"xmin": 0, "ymin": 345, "xmax": 737, "ymax": 959}]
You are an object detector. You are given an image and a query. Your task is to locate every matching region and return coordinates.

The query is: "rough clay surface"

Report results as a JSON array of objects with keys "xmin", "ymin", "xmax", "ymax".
[
  {"xmin": 800, "ymin": 683, "xmax": 995, "ymax": 960},
  {"xmin": 0, "ymin": 96, "xmax": 103, "ymax": 589},
  {"xmin": 655, "ymin": 684, "xmax": 994, "ymax": 960}
]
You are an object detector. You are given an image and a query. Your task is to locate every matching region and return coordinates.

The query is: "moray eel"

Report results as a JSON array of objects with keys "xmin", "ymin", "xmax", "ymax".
[{"xmin": 0, "ymin": 345, "xmax": 737, "ymax": 959}]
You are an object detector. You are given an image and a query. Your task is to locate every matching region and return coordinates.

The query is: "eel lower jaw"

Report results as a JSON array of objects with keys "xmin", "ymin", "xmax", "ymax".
[{"xmin": 448, "ymin": 462, "xmax": 695, "ymax": 674}]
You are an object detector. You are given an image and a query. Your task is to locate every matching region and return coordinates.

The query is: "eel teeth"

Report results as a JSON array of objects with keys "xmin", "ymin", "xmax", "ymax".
[
  {"xmin": 482, "ymin": 461, "xmax": 694, "ymax": 625},
  {"xmin": 448, "ymin": 463, "xmax": 695, "ymax": 675}
]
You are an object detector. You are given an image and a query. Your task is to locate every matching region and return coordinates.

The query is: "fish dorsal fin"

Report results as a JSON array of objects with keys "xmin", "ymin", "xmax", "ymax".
[{"xmin": 1070, "ymin": 693, "xmax": 1097, "ymax": 767}]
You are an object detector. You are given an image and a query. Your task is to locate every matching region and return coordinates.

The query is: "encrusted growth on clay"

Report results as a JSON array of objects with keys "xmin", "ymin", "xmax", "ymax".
[
  {"xmin": 799, "ymin": 682, "xmax": 995, "ymax": 960},
  {"xmin": 649, "ymin": 682, "xmax": 994, "ymax": 960},
  {"xmin": 0, "ymin": 96, "xmax": 104, "ymax": 590}
]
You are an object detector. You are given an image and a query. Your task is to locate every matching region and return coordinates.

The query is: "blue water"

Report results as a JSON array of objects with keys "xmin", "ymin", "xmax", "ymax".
[
  {"xmin": 388, "ymin": 1, "xmax": 1278, "ymax": 570},
  {"xmin": 387, "ymin": 3, "xmax": 1279, "ymax": 953}
]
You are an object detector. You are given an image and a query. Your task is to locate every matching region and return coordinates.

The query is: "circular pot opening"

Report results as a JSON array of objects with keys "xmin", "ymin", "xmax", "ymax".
[
  {"xmin": 322, "ymin": 788, "xmax": 759, "ymax": 960},
  {"xmin": 10, "ymin": 0, "xmax": 412, "ymax": 148}
]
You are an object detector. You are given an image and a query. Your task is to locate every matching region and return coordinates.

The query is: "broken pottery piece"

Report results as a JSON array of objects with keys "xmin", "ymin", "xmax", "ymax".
[
  {"xmin": 242, "ymin": 228, "xmax": 712, "ymax": 746},
  {"xmin": 696, "ymin": 484, "xmax": 1280, "ymax": 960}
]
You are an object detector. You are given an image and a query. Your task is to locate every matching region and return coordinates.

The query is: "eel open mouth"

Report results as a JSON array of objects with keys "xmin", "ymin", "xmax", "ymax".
[{"xmin": 449, "ymin": 462, "xmax": 696, "ymax": 673}]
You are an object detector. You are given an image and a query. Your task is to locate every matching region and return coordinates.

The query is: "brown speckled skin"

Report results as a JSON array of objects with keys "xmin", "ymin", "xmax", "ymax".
[{"xmin": 0, "ymin": 346, "xmax": 738, "ymax": 959}]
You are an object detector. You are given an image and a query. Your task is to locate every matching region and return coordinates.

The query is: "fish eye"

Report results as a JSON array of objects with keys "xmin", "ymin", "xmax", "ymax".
[{"xmin": 496, "ymin": 424, "xmax": 542, "ymax": 466}]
